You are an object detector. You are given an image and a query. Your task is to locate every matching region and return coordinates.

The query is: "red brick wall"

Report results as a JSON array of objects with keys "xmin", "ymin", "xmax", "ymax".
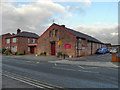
[
  {"xmin": 76, "ymin": 39, "xmax": 103, "ymax": 56},
  {"xmin": 8, "ymin": 37, "xmax": 37, "ymax": 54},
  {"xmin": 0, "ymin": 37, "xmax": 2, "ymax": 49},
  {"xmin": 37, "ymin": 24, "xmax": 105, "ymax": 57},
  {"xmin": 37, "ymin": 25, "xmax": 77, "ymax": 57},
  {"xmin": 0, "ymin": 33, "xmax": 12, "ymax": 49}
]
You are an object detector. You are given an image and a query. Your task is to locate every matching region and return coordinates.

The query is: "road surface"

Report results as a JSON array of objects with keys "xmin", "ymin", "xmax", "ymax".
[{"xmin": 2, "ymin": 56, "xmax": 118, "ymax": 89}]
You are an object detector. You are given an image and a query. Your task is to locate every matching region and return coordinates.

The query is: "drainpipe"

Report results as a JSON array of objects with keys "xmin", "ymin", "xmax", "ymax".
[
  {"xmin": 91, "ymin": 42, "xmax": 92, "ymax": 55},
  {"xmin": 76, "ymin": 39, "xmax": 78, "ymax": 57},
  {"xmin": 10, "ymin": 38, "xmax": 11, "ymax": 52}
]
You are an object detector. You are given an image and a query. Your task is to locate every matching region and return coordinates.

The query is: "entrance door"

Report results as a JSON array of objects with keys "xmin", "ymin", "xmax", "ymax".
[
  {"xmin": 30, "ymin": 47, "xmax": 34, "ymax": 54},
  {"xmin": 51, "ymin": 42, "xmax": 55, "ymax": 55},
  {"xmin": 81, "ymin": 46, "xmax": 85, "ymax": 56}
]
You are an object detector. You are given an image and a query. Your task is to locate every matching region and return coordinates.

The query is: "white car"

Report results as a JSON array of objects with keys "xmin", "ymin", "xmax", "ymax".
[{"xmin": 109, "ymin": 49, "xmax": 117, "ymax": 54}]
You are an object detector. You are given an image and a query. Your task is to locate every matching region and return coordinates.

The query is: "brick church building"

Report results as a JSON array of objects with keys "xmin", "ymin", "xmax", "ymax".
[{"xmin": 37, "ymin": 23, "xmax": 104, "ymax": 57}]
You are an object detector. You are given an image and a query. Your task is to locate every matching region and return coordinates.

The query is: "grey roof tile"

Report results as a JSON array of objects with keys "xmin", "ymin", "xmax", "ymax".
[
  {"xmin": 54, "ymin": 23, "xmax": 103, "ymax": 43},
  {"xmin": 8, "ymin": 31, "xmax": 39, "ymax": 39}
]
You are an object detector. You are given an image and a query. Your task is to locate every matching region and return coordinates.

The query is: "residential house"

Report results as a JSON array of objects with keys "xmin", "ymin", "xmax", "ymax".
[
  {"xmin": 0, "ymin": 33, "xmax": 13, "ymax": 49},
  {"xmin": 5, "ymin": 29, "xmax": 39, "ymax": 54}
]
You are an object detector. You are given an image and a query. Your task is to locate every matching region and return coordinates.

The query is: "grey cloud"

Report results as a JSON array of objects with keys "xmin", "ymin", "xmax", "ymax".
[
  {"xmin": 73, "ymin": 24, "xmax": 118, "ymax": 45},
  {"xmin": 2, "ymin": 2, "xmax": 65, "ymax": 35}
]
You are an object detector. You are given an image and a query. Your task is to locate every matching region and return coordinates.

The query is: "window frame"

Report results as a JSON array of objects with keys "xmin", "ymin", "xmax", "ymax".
[
  {"xmin": 6, "ymin": 39, "xmax": 10, "ymax": 44},
  {"xmin": 31, "ymin": 39, "xmax": 35, "ymax": 43},
  {"xmin": 28, "ymin": 47, "xmax": 30, "ymax": 52},
  {"xmin": 55, "ymin": 30, "xmax": 58, "ymax": 37},
  {"xmin": 49, "ymin": 31, "xmax": 52, "ymax": 37},
  {"xmin": 12, "ymin": 38, "xmax": 16, "ymax": 43},
  {"xmin": 28, "ymin": 39, "xmax": 30, "ymax": 43},
  {"xmin": 11, "ymin": 46, "xmax": 16, "ymax": 52}
]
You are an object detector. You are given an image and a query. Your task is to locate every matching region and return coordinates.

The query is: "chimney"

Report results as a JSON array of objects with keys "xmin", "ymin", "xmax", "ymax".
[
  {"xmin": 17, "ymin": 29, "xmax": 21, "ymax": 34},
  {"xmin": 61, "ymin": 25, "xmax": 65, "ymax": 28},
  {"xmin": 12, "ymin": 33, "xmax": 15, "ymax": 35}
]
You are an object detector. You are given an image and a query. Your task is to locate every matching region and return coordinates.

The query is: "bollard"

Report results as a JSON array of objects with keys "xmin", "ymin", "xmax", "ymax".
[
  {"xmin": 63, "ymin": 54, "xmax": 65, "ymax": 59},
  {"xmin": 54, "ymin": 63, "xmax": 57, "ymax": 66}
]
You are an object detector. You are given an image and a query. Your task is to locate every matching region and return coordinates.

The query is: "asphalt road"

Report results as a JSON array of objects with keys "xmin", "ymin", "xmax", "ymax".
[
  {"xmin": 2, "ymin": 75, "xmax": 36, "ymax": 88},
  {"xmin": 2, "ymin": 56, "xmax": 118, "ymax": 89}
]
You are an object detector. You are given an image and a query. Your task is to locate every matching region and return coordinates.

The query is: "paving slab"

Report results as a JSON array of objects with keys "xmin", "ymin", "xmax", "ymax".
[{"xmin": 48, "ymin": 60, "xmax": 119, "ymax": 68}]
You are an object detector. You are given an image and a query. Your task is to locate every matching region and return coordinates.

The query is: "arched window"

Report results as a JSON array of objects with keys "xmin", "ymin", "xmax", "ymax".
[
  {"xmin": 55, "ymin": 30, "xmax": 58, "ymax": 37},
  {"xmin": 49, "ymin": 31, "xmax": 52, "ymax": 37}
]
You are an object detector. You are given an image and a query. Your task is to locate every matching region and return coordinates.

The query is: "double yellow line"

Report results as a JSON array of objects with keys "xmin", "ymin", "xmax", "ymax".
[{"xmin": 3, "ymin": 70, "xmax": 66, "ymax": 89}]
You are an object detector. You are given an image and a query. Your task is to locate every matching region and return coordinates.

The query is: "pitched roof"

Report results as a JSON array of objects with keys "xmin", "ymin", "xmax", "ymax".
[
  {"xmin": 7, "ymin": 31, "xmax": 39, "ymax": 39},
  {"xmin": 0, "ymin": 33, "xmax": 11, "ymax": 37},
  {"xmin": 54, "ymin": 23, "xmax": 103, "ymax": 43}
]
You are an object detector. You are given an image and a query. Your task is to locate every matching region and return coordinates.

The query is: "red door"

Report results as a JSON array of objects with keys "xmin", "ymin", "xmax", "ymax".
[
  {"xmin": 30, "ymin": 47, "xmax": 34, "ymax": 54},
  {"xmin": 51, "ymin": 42, "xmax": 55, "ymax": 55}
]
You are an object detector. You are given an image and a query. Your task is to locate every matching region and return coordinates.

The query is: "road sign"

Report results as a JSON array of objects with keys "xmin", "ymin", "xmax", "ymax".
[{"xmin": 58, "ymin": 40, "xmax": 62, "ymax": 45}]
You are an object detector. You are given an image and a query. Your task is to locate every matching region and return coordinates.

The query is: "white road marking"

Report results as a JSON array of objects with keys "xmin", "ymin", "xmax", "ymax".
[
  {"xmin": 78, "ymin": 70, "xmax": 99, "ymax": 74},
  {"xmin": 52, "ymin": 67, "xmax": 99, "ymax": 74},
  {"xmin": 36, "ymin": 62, "xmax": 40, "ymax": 64},
  {"xmin": 3, "ymin": 74, "xmax": 44, "ymax": 88},
  {"xmin": 57, "ymin": 64, "xmax": 68, "ymax": 66},
  {"xmin": 26, "ymin": 61, "xmax": 32, "ymax": 62},
  {"xmin": 53, "ymin": 67, "xmax": 76, "ymax": 71},
  {"xmin": 78, "ymin": 65, "xmax": 98, "ymax": 69}
]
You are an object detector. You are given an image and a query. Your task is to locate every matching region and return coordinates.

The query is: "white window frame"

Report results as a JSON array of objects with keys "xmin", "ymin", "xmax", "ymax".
[
  {"xmin": 28, "ymin": 47, "xmax": 30, "ymax": 52},
  {"xmin": 28, "ymin": 39, "xmax": 30, "ymax": 43},
  {"xmin": 11, "ymin": 46, "xmax": 16, "ymax": 52},
  {"xmin": 13, "ymin": 38, "xmax": 16, "ymax": 43},
  {"xmin": 6, "ymin": 39, "xmax": 10, "ymax": 44},
  {"xmin": 32, "ymin": 39, "xmax": 35, "ymax": 43}
]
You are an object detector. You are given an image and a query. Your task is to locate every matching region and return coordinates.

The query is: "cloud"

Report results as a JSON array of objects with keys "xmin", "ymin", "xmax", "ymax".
[
  {"xmin": 73, "ymin": 23, "xmax": 118, "ymax": 45},
  {"xmin": 2, "ymin": 1, "xmax": 66, "ymax": 35},
  {"xmin": 66, "ymin": 6, "xmax": 86, "ymax": 15},
  {"xmin": 3, "ymin": 0, "xmax": 91, "ymax": 3},
  {"xmin": 65, "ymin": 0, "xmax": 91, "ymax": 16}
]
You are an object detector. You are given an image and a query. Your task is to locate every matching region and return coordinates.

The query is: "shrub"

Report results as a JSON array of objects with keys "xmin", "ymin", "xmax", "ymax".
[
  {"xmin": 40, "ymin": 52, "xmax": 46, "ymax": 56},
  {"xmin": 40, "ymin": 53, "xmax": 44, "ymax": 56},
  {"xmin": 43, "ymin": 52, "xmax": 46, "ymax": 56},
  {"xmin": 15, "ymin": 52, "xmax": 18, "ymax": 55},
  {"xmin": 4, "ymin": 49, "xmax": 12, "ymax": 55},
  {"xmin": 62, "ymin": 54, "xmax": 69, "ymax": 57},
  {"xmin": 16, "ymin": 52, "xmax": 24, "ymax": 55},
  {"xmin": 0, "ymin": 48, "xmax": 6, "ymax": 54},
  {"xmin": 57, "ymin": 52, "xmax": 62, "ymax": 57}
]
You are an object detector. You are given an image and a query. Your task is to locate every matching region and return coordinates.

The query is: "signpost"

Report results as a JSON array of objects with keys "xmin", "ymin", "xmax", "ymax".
[
  {"xmin": 58, "ymin": 40, "xmax": 62, "ymax": 59},
  {"xmin": 58, "ymin": 40, "xmax": 62, "ymax": 45}
]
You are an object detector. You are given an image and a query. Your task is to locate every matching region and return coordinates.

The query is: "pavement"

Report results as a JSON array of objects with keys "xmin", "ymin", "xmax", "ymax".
[
  {"xmin": 3, "ymin": 53, "xmax": 119, "ymax": 68},
  {"xmin": 49, "ymin": 60, "xmax": 119, "ymax": 68},
  {"xmin": 3, "ymin": 54, "xmax": 58, "ymax": 62}
]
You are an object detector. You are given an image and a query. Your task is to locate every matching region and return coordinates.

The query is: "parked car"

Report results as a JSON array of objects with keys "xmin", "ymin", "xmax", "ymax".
[
  {"xmin": 109, "ymin": 49, "xmax": 117, "ymax": 54},
  {"xmin": 96, "ymin": 47, "xmax": 109, "ymax": 54}
]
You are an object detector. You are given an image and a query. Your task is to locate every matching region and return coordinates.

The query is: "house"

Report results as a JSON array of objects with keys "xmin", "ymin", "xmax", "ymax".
[
  {"xmin": 5, "ymin": 29, "xmax": 39, "ymax": 54},
  {"xmin": 37, "ymin": 23, "xmax": 104, "ymax": 57},
  {"xmin": 111, "ymin": 44, "xmax": 120, "ymax": 51},
  {"xmin": 0, "ymin": 33, "xmax": 13, "ymax": 49}
]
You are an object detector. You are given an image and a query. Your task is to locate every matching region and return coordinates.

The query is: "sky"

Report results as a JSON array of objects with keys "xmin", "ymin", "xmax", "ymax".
[{"xmin": 0, "ymin": 0, "xmax": 119, "ymax": 45}]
